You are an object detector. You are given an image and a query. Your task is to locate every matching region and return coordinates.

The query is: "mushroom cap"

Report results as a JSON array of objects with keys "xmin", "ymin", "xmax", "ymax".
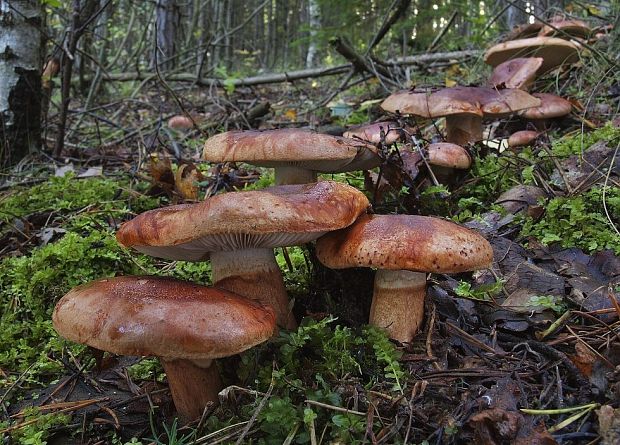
[
  {"xmin": 315, "ymin": 214, "xmax": 493, "ymax": 273},
  {"xmin": 504, "ymin": 22, "xmax": 544, "ymax": 41},
  {"xmin": 508, "ymin": 130, "xmax": 540, "ymax": 148},
  {"xmin": 426, "ymin": 143, "xmax": 472, "ymax": 169},
  {"xmin": 488, "ymin": 57, "xmax": 543, "ymax": 90},
  {"xmin": 343, "ymin": 121, "xmax": 404, "ymax": 145},
  {"xmin": 53, "ymin": 276, "xmax": 276, "ymax": 359},
  {"xmin": 116, "ymin": 180, "xmax": 370, "ymax": 261},
  {"xmin": 520, "ymin": 93, "xmax": 572, "ymax": 119},
  {"xmin": 539, "ymin": 19, "xmax": 591, "ymax": 38},
  {"xmin": 484, "ymin": 37, "xmax": 582, "ymax": 74},
  {"xmin": 202, "ymin": 128, "xmax": 380, "ymax": 172},
  {"xmin": 380, "ymin": 86, "xmax": 541, "ymax": 119}
]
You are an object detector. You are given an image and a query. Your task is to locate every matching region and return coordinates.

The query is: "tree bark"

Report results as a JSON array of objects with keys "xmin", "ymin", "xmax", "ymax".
[
  {"xmin": 154, "ymin": 0, "xmax": 180, "ymax": 70},
  {"xmin": 0, "ymin": 0, "xmax": 42, "ymax": 167},
  {"xmin": 305, "ymin": 0, "xmax": 319, "ymax": 68}
]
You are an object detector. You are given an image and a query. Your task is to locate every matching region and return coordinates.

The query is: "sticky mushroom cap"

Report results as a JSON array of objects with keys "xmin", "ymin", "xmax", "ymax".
[
  {"xmin": 116, "ymin": 181, "xmax": 370, "ymax": 261},
  {"xmin": 202, "ymin": 128, "xmax": 379, "ymax": 173},
  {"xmin": 508, "ymin": 130, "xmax": 540, "ymax": 148},
  {"xmin": 427, "ymin": 143, "xmax": 472, "ymax": 169},
  {"xmin": 488, "ymin": 57, "xmax": 543, "ymax": 90},
  {"xmin": 343, "ymin": 121, "xmax": 404, "ymax": 145},
  {"xmin": 484, "ymin": 37, "xmax": 582, "ymax": 74},
  {"xmin": 520, "ymin": 93, "xmax": 572, "ymax": 119},
  {"xmin": 380, "ymin": 86, "xmax": 541, "ymax": 119},
  {"xmin": 52, "ymin": 276, "xmax": 276, "ymax": 359},
  {"xmin": 539, "ymin": 19, "xmax": 591, "ymax": 38},
  {"xmin": 315, "ymin": 214, "xmax": 493, "ymax": 274}
]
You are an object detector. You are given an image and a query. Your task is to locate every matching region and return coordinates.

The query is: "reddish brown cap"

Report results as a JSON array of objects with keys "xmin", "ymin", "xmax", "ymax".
[
  {"xmin": 520, "ymin": 93, "xmax": 572, "ymax": 119},
  {"xmin": 381, "ymin": 86, "xmax": 541, "ymax": 119},
  {"xmin": 202, "ymin": 128, "xmax": 380, "ymax": 172},
  {"xmin": 53, "ymin": 276, "xmax": 276, "ymax": 359},
  {"xmin": 488, "ymin": 57, "xmax": 543, "ymax": 90},
  {"xmin": 316, "ymin": 214, "xmax": 493, "ymax": 273},
  {"xmin": 508, "ymin": 130, "xmax": 540, "ymax": 148},
  {"xmin": 504, "ymin": 22, "xmax": 544, "ymax": 41},
  {"xmin": 427, "ymin": 143, "xmax": 471, "ymax": 169},
  {"xmin": 485, "ymin": 37, "xmax": 582, "ymax": 74},
  {"xmin": 116, "ymin": 180, "xmax": 370, "ymax": 260},
  {"xmin": 343, "ymin": 121, "xmax": 404, "ymax": 145},
  {"xmin": 539, "ymin": 19, "xmax": 591, "ymax": 38}
]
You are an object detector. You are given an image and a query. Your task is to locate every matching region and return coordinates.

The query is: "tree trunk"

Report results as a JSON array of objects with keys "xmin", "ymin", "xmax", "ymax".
[
  {"xmin": 0, "ymin": 0, "xmax": 42, "ymax": 167},
  {"xmin": 503, "ymin": 0, "xmax": 528, "ymax": 30},
  {"xmin": 154, "ymin": 0, "xmax": 180, "ymax": 70},
  {"xmin": 305, "ymin": 0, "xmax": 319, "ymax": 68}
]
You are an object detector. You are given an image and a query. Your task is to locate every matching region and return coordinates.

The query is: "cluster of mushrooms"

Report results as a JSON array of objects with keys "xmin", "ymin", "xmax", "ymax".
[{"xmin": 52, "ymin": 15, "xmax": 590, "ymax": 422}]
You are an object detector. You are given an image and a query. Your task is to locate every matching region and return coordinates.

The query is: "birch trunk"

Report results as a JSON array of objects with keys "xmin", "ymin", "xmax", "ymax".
[
  {"xmin": 0, "ymin": 0, "xmax": 42, "ymax": 167},
  {"xmin": 305, "ymin": 0, "xmax": 319, "ymax": 68}
]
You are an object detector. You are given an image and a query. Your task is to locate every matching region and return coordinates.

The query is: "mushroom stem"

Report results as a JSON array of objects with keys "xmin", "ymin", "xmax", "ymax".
[
  {"xmin": 211, "ymin": 248, "xmax": 297, "ymax": 329},
  {"xmin": 446, "ymin": 115, "xmax": 483, "ymax": 145},
  {"xmin": 369, "ymin": 269, "xmax": 426, "ymax": 343},
  {"xmin": 160, "ymin": 358, "xmax": 222, "ymax": 422},
  {"xmin": 274, "ymin": 166, "xmax": 317, "ymax": 185}
]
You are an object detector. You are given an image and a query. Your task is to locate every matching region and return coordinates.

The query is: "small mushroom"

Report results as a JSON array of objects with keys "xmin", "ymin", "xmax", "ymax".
[
  {"xmin": 519, "ymin": 93, "xmax": 572, "ymax": 127},
  {"xmin": 425, "ymin": 142, "xmax": 472, "ymax": 184},
  {"xmin": 381, "ymin": 86, "xmax": 541, "ymax": 145},
  {"xmin": 488, "ymin": 57, "xmax": 543, "ymax": 91},
  {"xmin": 343, "ymin": 121, "xmax": 406, "ymax": 145},
  {"xmin": 53, "ymin": 276, "xmax": 276, "ymax": 421},
  {"xmin": 202, "ymin": 128, "xmax": 380, "ymax": 185},
  {"xmin": 116, "ymin": 181, "xmax": 370, "ymax": 329},
  {"xmin": 508, "ymin": 130, "xmax": 540, "ymax": 149},
  {"xmin": 316, "ymin": 215, "xmax": 493, "ymax": 343}
]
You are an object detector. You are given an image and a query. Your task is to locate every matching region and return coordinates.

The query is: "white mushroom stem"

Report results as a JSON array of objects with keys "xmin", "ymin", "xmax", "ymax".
[
  {"xmin": 369, "ymin": 269, "xmax": 426, "ymax": 343},
  {"xmin": 446, "ymin": 115, "xmax": 483, "ymax": 145},
  {"xmin": 211, "ymin": 248, "xmax": 297, "ymax": 329},
  {"xmin": 160, "ymin": 358, "xmax": 222, "ymax": 422},
  {"xmin": 274, "ymin": 166, "xmax": 317, "ymax": 185}
]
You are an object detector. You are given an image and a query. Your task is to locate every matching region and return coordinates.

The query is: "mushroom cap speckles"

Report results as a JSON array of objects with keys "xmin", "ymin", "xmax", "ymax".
[
  {"xmin": 315, "ymin": 214, "xmax": 493, "ymax": 273},
  {"xmin": 116, "ymin": 180, "xmax": 370, "ymax": 260},
  {"xmin": 202, "ymin": 128, "xmax": 379, "ymax": 172},
  {"xmin": 380, "ymin": 87, "xmax": 541, "ymax": 119},
  {"xmin": 53, "ymin": 276, "xmax": 276, "ymax": 359}
]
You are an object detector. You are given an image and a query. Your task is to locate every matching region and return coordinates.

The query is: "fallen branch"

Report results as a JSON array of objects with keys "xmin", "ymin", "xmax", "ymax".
[{"xmin": 93, "ymin": 50, "xmax": 481, "ymax": 87}]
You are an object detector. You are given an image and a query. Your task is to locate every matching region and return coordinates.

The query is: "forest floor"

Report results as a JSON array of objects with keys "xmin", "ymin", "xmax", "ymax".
[{"xmin": 1, "ymin": 25, "xmax": 620, "ymax": 445}]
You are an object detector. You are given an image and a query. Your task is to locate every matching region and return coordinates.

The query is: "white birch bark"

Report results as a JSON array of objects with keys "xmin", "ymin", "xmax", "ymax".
[
  {"xmin": 0, "ymin": 0, "xmax": 42, "ymax": 165},
  {"xmin": 305, "ymin": 0, "xmax": 320, "ymax": 68}
]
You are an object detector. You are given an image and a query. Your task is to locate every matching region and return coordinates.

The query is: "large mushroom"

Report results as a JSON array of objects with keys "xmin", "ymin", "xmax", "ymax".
[
  {"xmin": 202, "ymin": 128, "xmax": 380, "ymax": 185},
  {"xmin": 116, "ymin": 181, "xmax": 370, "ymax": 329},
  {"xmin": 381, "ymin": 86, "xmax": 541, "ymax": 145},
  {"xmin": 53, "ymin": 276, "xmax": 276, "ymax": 421},
  {"xmin": 484, "ymin": 37, "xmax": 582, "ymax": 74},
  {"xmin": 316, "ymin": 215, "xmax": 493, "ymax": 343}
]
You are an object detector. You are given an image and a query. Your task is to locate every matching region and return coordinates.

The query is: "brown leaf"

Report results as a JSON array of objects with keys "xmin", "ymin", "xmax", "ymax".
[{"xmin": 174, "ymin": 163, "xmax": 205, "ymax": 201}]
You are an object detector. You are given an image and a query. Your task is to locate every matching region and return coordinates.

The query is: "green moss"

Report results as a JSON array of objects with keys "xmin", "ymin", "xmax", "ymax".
[
  {"xmin": 520, "ymin": 187, "xmax": 620, "ymax": 254},
  {"xmin": 550, "ymin": 123, "xmax": 620, "ymax": 158}
]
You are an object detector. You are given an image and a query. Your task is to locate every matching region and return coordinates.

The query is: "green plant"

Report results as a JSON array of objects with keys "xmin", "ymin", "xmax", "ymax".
[
  {"xmin": 520, "ymin": 187, "xmax": 620, "ymax": 254},
  {"xmin": 455, "ymin": 280, "xmax": 504, "ymax": 301},
  {"xmin": 527, "ymin": 295, "xmax": 567, "ymax": 314},
  {"xmin": 0, "ymin": 407, "xmax": 70, "ymax": 445}
]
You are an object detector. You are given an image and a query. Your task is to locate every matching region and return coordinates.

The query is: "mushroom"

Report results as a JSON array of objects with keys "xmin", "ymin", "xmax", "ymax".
[
  {"xmin": 315, "ymin": 214, "xmax": 493, "ymax": 343},
  {"xmin": 343, "ymin": 121, "xmax": 406, "ymax": 145},
  {"xmin": 380, "ymin": 86, "xmax": 541, "ymax": 145},
  {"xmin": 519, "ymin": 93, "xmax": 572, "ymax": 128},
  {"xmin": 53, "ymin": 276, "xmax": 276, "ymax": 421},
  {"xmin": 538, "ymin": 19, "xmax": 591, "ymax": 39},
  {"xmin": 508, "ymin": 130, "xmax": 540, "ymax": 149},
  {"xmin": 116, "ymin": 181, "xmax": 370, "ymax": 329},
  {"xmin": 202, "ymin": 128, "xmax": 380, "ymax": 185},
  {"xmin": 484, "ymin": 37, "xmax": 582, "ymax": 74},
  {"xmin": 487, "ymin": 57, "xmax": 543, "ymax": 91},
  {"xmin": 425, "ymin": 142, "xmax": 472, "ymax": 184}
]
